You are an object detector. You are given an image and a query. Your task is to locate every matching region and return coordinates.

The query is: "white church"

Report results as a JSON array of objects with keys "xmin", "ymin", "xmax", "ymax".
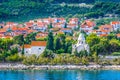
[{"xmin": 72, "ymin": 33, "xmax": 89, "ymax": 54}]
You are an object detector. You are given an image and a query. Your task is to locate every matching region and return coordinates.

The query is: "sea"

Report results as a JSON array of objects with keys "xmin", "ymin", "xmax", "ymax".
[{"xmin": 0, "ymin": 70, "xmax": 120, "ymax": 80}]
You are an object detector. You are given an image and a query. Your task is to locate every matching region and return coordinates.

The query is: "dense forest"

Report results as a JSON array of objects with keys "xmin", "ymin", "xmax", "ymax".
[
  {"xmin": 0, "ymin": 0, "xmax": 120, "ymax": 22},
  {"xmin": 0, "ymin": 0, "xmax": 95, "ymax": 3},
  {"xmin": 0, "ymin": 0, "xmax": 120, "ymax": 3}
]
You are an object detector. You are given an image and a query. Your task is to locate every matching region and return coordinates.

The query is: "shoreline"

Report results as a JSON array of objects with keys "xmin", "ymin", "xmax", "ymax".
[{"xmin": 0, "ymin": 63, "xmax": 120, "ymax": 70}]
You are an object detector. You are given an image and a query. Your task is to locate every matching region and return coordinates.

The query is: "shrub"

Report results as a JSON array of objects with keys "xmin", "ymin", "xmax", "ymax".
[
  {"xmin": 6, "ymin": 54, "xmax": 23, "ymax": 62},
  {"xmin": 56, "ymin": 49, "xmax": 64, "ymax": 54},
  {"xmin": 22, "ymin": 55, "xmax": 37, "ymax": 65}
]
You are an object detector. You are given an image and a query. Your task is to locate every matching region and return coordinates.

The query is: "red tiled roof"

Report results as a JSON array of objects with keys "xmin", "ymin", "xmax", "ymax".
[
  {"xmin": 69, "ymin": 18, "xmax": 78, "ymax": 21},
  {"xmin": 81, "ymin": 20, "xmax": 95, "ymax": 28},
  {"xmin": 31, "ymin": 41, "xmax": 47, "ymax": 46},
  {"xmin": 100, "ymin": 34, "xmax": 108, "ymax": 37},
  {"xmin": 0, "ymin": 29, "xmax": 6, "ymax": 33},
  {"xmin": 57, "ymin": 18, "xmax": 65, "ymax": 20},
  {"xmin": 116, "ymin": 34, "xmax": 120, "ymax": 37},
  {"xmin": 99, "ymin": 24, "xmax": 113, "ymax": 32},
  {"xmin": 24, "ymin": 44, "xmax": 31, "ymax": 48},
  {"xmin": 28, "ymin": 30, "xmax": 36, "ymax": 33},
  {"xmin": 111, "ymin": 21, "xmax": 120, "ymax": 25},
  {"xmin": 25, "ymin": 22, "xmax": 33, "ymax": 26},
  {"xmin": 12, "ymin": 27, "xmax": 18, "ymax": 31},
  {"xmin": 6, "ymin": 22, "xmax": 16, "ymax": 25},
  {"xmin": 12, "ymin": 27, "xmax": 28, "ymax": 31}
]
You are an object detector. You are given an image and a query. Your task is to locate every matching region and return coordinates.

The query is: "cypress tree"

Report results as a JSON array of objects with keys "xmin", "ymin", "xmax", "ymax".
[
  {"xmin": 55, "ymin": 37, "xmax": 61, "ymax": 50},
  {"xmin": 46, "ymin": 31, "xmax": 54, "ymax": 50}
]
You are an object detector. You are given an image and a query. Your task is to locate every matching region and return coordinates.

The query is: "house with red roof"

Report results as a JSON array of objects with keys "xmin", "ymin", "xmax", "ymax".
[
  {"xmin": 69, "ymin": 18, "xmax": 79, "ymax": 24},
  {"xmin": 0, "ymin": 29, "xmax": 6, "ymax": 35},
  {"xmin": 33, "ymin": 22, "xmax": 47, "ymax": 32},
  {"xmin": 81, "ymin": 20, "xmax": 96, "ymax": 35},
  {"xmin": 6, "ymin": 22, "xmax": 18, "ymax": 27},
  {"xmin": 43, "ymin": 18, "xmax": 51, "ymax": 25},
  {"xmin": 52, "ymin": 22, "xmax": 65, "ymax": 28},
  {"xmin": 25, "ymin": 22, "xmax": 34, "ymax": 29},
  {"xmin": 116, "ymin": 34, "xmax": 120, "ymax": 38},
  {"xmin": 23, "ymin": 41, "xmax": 47, "ymax": 56},
  {"xmin": 57, "ymin": 18, "xmax": 66, "ymax": 23},
  {"xmin": 111, "ymin": 21, "xmax": 120, "ymax": 31},
  {"xmin": 50, "ymin": 18, "xmax": 58, "ymax": 23},
  {"xmin": 95, "ymin": 24, "xmax": 113, "ymax": 36},
  {"xmin": 99, "ymin": 25, "xmax": 113, "ymax": 33},
  {"xmin": 12, "ymin": 27, "xmax": 28, "ymax": 35},
  {"xmin": 50, "ymin": 18, "xmax": 65, "ymax": 23}
]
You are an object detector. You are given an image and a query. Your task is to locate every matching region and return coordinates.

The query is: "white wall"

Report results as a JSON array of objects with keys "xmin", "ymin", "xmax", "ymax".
[
  {"xmin": 31, "ymin": 46, "xmax": 46, "ymax": 56},
  {"xmin": 24, "ymin": 46, "xmax": 46, "ymax": 56},
  {"xmin": 112, "ymin": 24, "xmax": 120, "ymax": 31},
  {"xmin": 24, "ymin": 48, "xmax": 31, "ymax": 56}
]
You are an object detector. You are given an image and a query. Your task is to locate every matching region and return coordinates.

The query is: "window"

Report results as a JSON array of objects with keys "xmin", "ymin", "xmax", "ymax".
[
  {"xmin": 39, "ymin": 48, "xmax": 41, "ymax": 50},
  {"xmin": 26, "ymin": 51, "xmax": 28, "ymax": 53}
]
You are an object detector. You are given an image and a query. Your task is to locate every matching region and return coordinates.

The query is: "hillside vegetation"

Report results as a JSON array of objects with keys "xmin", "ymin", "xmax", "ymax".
[{"xmin": 0, "ymin": 0, "xmax": 120, "ymax": 22}]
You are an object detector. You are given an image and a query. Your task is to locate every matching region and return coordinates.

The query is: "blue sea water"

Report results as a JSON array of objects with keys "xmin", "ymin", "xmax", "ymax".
[{"xmin": 0, "ymin": 70, "xmax": 120, "ymax": 80}]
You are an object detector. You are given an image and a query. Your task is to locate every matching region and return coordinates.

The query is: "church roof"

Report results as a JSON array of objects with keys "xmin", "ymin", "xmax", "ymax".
[{"xmin": 78, "ymin": 33, "xmax": 85, "ymax": 41}]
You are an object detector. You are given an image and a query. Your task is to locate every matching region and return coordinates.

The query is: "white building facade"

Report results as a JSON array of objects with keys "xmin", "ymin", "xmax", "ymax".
[
  {"xmin": 72, "ymin": 33, "xmax": 89, "ymax": 54},
  {"xmin": 23, "ymin": 41, "xmax": 46, "ymax": 56}
]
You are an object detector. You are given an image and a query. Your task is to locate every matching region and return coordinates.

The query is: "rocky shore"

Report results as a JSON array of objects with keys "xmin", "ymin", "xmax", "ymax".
[{"xmin": 0, "ymin": 63, "xmax": 120, "ymax": 70}]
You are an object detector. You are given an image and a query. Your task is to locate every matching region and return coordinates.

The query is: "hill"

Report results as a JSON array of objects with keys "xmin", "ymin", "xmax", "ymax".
[{"xmin": 0, "ymin": 0, "xmax": 120, "ymax": 22}]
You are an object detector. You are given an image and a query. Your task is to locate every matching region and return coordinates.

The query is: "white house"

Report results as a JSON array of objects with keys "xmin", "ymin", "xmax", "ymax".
[
  {"xmin": 111, "ymin": 21, "xmax": 120, "ymax": 31},
  {"xmin": 72, "ymin": 33, "xmax": 89, "ymax": 54},
  {"xmin": 23, "ymin": 41, "xmax": 47, "ymax": 56}
]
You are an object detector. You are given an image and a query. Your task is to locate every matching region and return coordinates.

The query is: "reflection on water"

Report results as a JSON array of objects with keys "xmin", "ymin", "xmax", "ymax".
[{"xmin": 0, "ymin": 70, "xmax": 120, "ymax": 80}]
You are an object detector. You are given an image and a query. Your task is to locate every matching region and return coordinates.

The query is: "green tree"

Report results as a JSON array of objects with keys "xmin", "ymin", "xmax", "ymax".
[
  {"xmin": 46, "ymin": 32, "xmax": 54, "ymax": 50},
  {"xmin": 10, "ymin": 47, "xmax": 18, "ymax": 55},
  {"xmin": 86, "ymin": 34, "xmax": 100, "ymax": 47},
  {"xmin": 107, "ymin": 33, "xmax": 116, "ymax": 40},
  {"xmin": 14, "ymin": 35, "xmax": 24, "ymax": 45},
  {"xmin": 24, "ymin": 32, "xmax": 36, "ymax": 44},
  {"xmin": 109, "ymin": 39, "xmax": 120, "ymax": 53},
  {"xmin": 54, "ymin": 37, "xmax": 62, "ymax": 50}
]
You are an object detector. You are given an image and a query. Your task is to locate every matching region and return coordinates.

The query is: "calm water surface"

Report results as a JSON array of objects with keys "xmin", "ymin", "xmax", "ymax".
[{"xmin": 0, "ymin": 70, "xmax": 120, "ymax": 80}]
